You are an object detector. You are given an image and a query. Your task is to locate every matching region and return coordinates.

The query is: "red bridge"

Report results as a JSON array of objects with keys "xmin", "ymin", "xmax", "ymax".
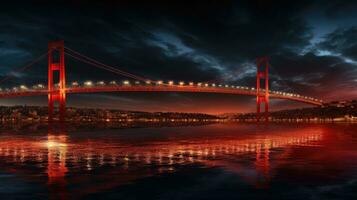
[{"xmin": 0, "ymin": 41, "xmax": 323, "ymax": 121}]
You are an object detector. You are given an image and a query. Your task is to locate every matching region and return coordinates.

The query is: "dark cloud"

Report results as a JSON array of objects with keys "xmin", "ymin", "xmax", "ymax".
[
  {"xmin": 322, "ymin": 0, "xmax": 357, "ymax": 19},
  {"xmin": 318, "ymin": 27, "xmax": 357, "ymax": 59}
]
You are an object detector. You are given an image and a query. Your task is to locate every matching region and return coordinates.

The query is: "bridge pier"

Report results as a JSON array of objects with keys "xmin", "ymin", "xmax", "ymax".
[
  {"xmin": 48, "ymin": 41, "xmax": 66, "ymax": 122},
  {"xmin": 256, "ymin": 57, "xmax": 269, "ymax": 122}
]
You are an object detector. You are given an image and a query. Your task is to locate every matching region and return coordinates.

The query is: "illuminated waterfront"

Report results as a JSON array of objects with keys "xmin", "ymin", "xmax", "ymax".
[{"xmin": 0, "ymin": 123, "xmax": 356, "ymax": 199}]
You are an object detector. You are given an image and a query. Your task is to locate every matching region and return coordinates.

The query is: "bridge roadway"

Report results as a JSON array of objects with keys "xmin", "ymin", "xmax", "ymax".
[{"xmin": 0, "ymin": 85, "xmax": 323, "ymax": 106}]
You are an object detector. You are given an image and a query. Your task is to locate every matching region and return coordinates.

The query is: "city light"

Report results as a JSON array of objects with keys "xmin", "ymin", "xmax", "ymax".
[{"xmin": 45, "ymin": 141, "xmax": 67, "ymax": 148}]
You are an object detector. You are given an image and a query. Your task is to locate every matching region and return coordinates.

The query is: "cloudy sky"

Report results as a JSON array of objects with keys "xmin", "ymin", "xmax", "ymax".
[{"xmin": 1, "ymin": 0, "xmax": 357, "ymax": 114}]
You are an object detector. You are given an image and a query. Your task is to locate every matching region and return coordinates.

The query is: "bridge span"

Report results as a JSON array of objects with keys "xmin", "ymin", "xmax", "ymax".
[
  {"xmin": 0, "ymin": 40, "xmax": 324, "ymax": 121},
  {"xmin": 0, "ymin": 84, "xmax": 322, "ymax": 106}
]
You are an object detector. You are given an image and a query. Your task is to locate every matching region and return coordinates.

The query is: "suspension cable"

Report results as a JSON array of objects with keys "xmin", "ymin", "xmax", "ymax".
[
  {"xmin": 65, "ymin": 52, "xmax": 146, "ymax": 81},
  {"xmin": 0, "ymin": 51, "xmax": 49, "ymax": 84},
  {"xmin": 269, "ymin": 63, "xmax": 297, "ymax": 93},
  {"xmin": 64, "ymin": 47, "xmax": 147, "ymax": 82}
]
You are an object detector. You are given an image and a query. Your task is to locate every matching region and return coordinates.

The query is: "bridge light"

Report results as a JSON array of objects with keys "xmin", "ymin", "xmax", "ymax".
[
  {"xmin": 218, "ymin": 84, "xmax": 222, "ymax": 87},
  {"xmin": 38, "ymin": 84, "xmax": 44, "ymax": 88},
  {"xmin": 20, "ymin": 85, "xmax": 28, "ymax": 90},
  {"xmin": 251, "ymin": 87, "xmax": 255, "ymax": 90},
  {"xmin": 189, "ymin": 82, "xmax": 194, "ymax": 86},
  {"xmin": 197, "ymin": 82, "xmax": 202, "ymax": 86},
  {"xmin": 109, "ymin": 81, "xmax": 117, "ymax": 85},
  {"xmin": 179, "ymin": 81, "xmax": 184, "ymax": 86},
  {"xmin": 168, "ymin": 81, "xmax": 174, "ymax": 85},
  {"xmin": 212, "ymin": 83, "xmax": 216, "ymax": 87},
  {"xmin": 97, "ymin": 81, "xmax": 105, "ymax": 86},
  {"xmin": 123, "ymin": 80, "xmax": 130, "ymax": 85},
  {"xmin": 84, "ymin": 81, "xmax": 93, "ymax": 87},
  {"xmin": 71, "ymin": 81, "xmax": 79, "ymax": 87},
  {"xmin": 157, "ymin": 80, "xmax": 163, "ymax": 85},
  {"xmin": 204, "ymin": 83, "xmax": 209, "ymax": 87},
  {"xmin": 135, "ymin": 81, "xmax": 140, "ymax": 85},
  {"xmin": 145, "ymin": 80, "xmax": 151, "ymax": 84}
]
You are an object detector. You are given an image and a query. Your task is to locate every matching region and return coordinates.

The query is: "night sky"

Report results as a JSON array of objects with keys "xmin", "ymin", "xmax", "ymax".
[{"xmin": 1, "ymin": 0, "xmax": 357, "ymax": 114}]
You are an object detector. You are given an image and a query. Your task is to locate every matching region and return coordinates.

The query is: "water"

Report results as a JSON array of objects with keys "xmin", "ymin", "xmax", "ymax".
[{"xmin": 0, "ymin": 123, "xmax": 356, "ymax": 199}]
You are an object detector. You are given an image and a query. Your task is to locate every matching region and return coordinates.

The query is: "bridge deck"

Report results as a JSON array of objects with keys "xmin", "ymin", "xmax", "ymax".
[{"xmin": 0, "ymin": 85, "xmax": 322, "ymax": 106}]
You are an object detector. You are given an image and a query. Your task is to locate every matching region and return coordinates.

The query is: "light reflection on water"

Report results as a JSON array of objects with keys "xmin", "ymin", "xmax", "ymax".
[{"xmin": 0, "ymin": 123, "xmax": 356, "ymax": 199}]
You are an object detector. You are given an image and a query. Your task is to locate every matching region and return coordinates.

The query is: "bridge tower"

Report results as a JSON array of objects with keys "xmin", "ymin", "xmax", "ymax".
[
  {"xmin": 256, "ymin": 57, "xmax": 269, "ymax": 122},
  {"xmin": 48, "ymin": 41, "xmax": 66, "ymax": 122}
]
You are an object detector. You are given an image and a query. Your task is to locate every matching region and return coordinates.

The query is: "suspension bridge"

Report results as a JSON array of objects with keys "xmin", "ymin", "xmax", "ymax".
[{"xmin": 0, "ymin": 41, "xmax": 323, "ymax": 122}]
